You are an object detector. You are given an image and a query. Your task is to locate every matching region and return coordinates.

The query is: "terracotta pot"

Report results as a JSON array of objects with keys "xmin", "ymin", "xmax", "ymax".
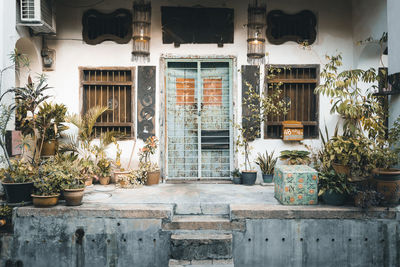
[
  {"xmin": 2, "ymin": 182, "xmax": 34, "ymax": 204},
  {"xmin": 32, "ymin": 194, "xmax": 60, "ymax": 207},
  {"xmin": 372, "ymin": 168, "xmax": 400, "ymax": 205},
  {"xmin": 40, "ymin": 140, "xmax": 57, "ymax": 156},
  {"xmin": 84, "ymin": 176, "xmax": 93, "ymax": 186},
  {"xmin": 112, "ymin": 170, "xmax": 130, "ymax": 184},
  {"xmin": 146, "ymin": 171, "xmax": 160, "ymax": 185},
  {"xmin": 332, "ymin": 162, "xmax": 350, "ymax": 176},
  {"xmin": 63, "ymin": 188, "xmax": 85, "ymax": 206},
  {"xmin": 99, "ymin": 176, "xmax": 110, "ymax": 185}
]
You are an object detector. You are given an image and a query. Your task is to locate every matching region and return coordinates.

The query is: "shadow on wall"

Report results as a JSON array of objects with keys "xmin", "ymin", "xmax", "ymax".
[{"xmin": 15, "ymin": 37, "xmax": 41, "ymax": 87}]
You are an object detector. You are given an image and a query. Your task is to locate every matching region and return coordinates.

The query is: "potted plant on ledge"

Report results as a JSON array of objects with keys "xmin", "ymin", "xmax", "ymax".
[
  {"xmin": 255, "ymin": 150, "xmax": 277, "ymax": 183},
  {"xmin": 371, "ymin": 116, "xmax": 400, "ymax": 204},
  {"xmin": 318, "ymin": 170, "xmax": 353, "ymax": 206},
  {"xmin": 139, "ymin": 136, "xmax": 160, "ymax": 186},
  {"xmin": 32, "ymin": 161, "xmax": 62, "ymax": 207}
]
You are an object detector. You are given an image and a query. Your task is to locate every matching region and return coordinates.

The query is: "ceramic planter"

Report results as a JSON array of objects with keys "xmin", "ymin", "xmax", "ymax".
[
  {"xmin": 147, "ymin": 171, "xmax": 160, "ymax": 185},
  {"xmin": 40, "ymin": 140, "xmax": 57, "ymax": 156},
  {"xmin": 232, "ymin": 177, "xmax": 242, "ymax": 184},
  {"xmin": 99, "ymin": 176, "xmax": 110, "ymax": 185},
  {"xmin": 322, "ymin": 190, "xmax": 347, "ymax": 206},
  {"xmin": 2, "ymin": 182, "xmax": 34, "ymax": 204},
  {"xmin": 262, "ymin": 174, "xmax": 273, "ymax": 183},
  {"xmin": 63, "ymin": 188, "xmax": 85, "ymax": 206},
  {"xmin": 372, "ymin": 168, "xmax": 400, "ymax": 205},
  {"xmin": 241, "ymin": 171, "xmax": 257, "ymax": 185},
  {"xmin": 32, "ymin": 194, "xmax": 60, "ymax": 207}
]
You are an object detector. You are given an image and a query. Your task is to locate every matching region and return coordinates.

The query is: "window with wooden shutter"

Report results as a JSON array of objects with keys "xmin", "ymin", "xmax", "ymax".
[
  {"xmin": 80, "ymin": 67, "xmax": 135, "ymax": 138},
  {"xmin": 264, "ymin": 65, "xmax": 319, "ymax": 139}
]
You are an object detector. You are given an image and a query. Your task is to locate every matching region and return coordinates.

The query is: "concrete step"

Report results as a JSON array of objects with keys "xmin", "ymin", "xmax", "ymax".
[
  {"xmin": 174, "ymin": 203, "xmax": 229, "ymax": 216},
  {"xmin": 169, "ymin": 259, "xmax": 234, "ymax": 267},
  {"xmin": 163, "ymin": 215, "xmax": 244, "ymax": 231},
  {"xmin": 170, "ymin": 233, "xmax": 233, "ymax": 261}
]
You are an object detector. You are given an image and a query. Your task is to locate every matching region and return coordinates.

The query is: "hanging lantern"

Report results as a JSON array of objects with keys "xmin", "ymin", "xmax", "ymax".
[
  {"xmin": 132, "ymin": 0, "xmax": 151, "ymax": 62},
  {"xmin": 247, "ymin": 0, "xmax": 266, "ymax": 65}
]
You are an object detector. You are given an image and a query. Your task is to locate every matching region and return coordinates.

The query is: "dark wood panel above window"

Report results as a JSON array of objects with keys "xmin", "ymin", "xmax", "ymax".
[
  {"xmin": 264, "ymin": 65, "xmax": 319, "ymax": 139},
  {"xmin": 82, "ymin": 9, "xmax": 132, "ymax": 45},
  {"xmin": 161, "ymin": 6, "xmax": 234, "ymax": 46},
  {"xmin": 80, "ymin": 67, "xmax": 135, "ymax": 138},
  {"xmin": 266, "ymin": 10, "xmax": 317, "ymax": 45}
]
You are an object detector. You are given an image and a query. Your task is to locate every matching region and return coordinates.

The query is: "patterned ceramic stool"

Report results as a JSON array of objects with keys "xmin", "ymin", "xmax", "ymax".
[{"xmin": 274, "ymin": 165, "xmax": 318, "ymax": 205}]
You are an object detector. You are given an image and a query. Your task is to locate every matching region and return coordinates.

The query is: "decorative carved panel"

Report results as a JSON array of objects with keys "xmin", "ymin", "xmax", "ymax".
[
  {"xmin": 82, "ymin": 9, "xmax": 132, "ymax": 45},
  {"xmin": 241, "ymin": 65, "xmax": 260, "ymax": 141},
  {"xmin": 137, "ymin": 66, "xmax": 156, "ymax": 140},
  {"xmin": 266, "ymin": 10, "xmax": 317, "ymax": 45}
]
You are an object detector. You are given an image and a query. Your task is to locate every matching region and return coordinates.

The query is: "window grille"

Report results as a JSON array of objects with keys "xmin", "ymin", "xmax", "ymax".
[
  {"xmin": 80, "ymin": 68, "xmax": 135, "ymax": 138},
  {"xmin": 265, "ymin": 65, "xmax": 319, "ymax": 139}
]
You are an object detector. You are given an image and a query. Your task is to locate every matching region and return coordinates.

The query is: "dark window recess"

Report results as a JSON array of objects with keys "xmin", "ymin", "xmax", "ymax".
[
  {"xmin": 266, "ymin": 10, "xmax": 317, "ymax": 45},
  {"xmin": 161, "ymin": 6, "xmax": 234, "ymax": 46},
  {"xmin": 82, "ymin": 9, "xmax": 132, "ymax": 45},
  {"xmin": 265, "ymin": 65, "xmax": 319, "ymax": 139},
  {"xmin": 81, "ymin": 68, "xmax": 135, "ymax": 138}
]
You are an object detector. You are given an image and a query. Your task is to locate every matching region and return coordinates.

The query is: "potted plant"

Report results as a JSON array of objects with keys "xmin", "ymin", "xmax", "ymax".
[
  {"xmin": 35, "ymin": 102, "xmax": 68, "ymax": 156},
  {"xmin": 139, "ymin": 136, "xmax": 160, "ymax": 186},
  {"xmin": 0, "ymin": 158, "xmax": 35, "ymax": 204},
  {"xmin": 97, "ymin": 158, "xmax": 112, "ymax": 185},
  {"xmin": 231, "ymin": 168, "xmax": 241, "ymax": 184},
  {"xmin": 371, "ymin": 116, "xmax": 400, "ymax": 204},
  {"xmin": 318, "ymin": 170, "xmax": 353, "ymax": 206},
  {"xmin": 255, "ymin": 150, "xmax": 277, "ymax": 183},
  {"xmin": 0, "ymin": 205, "xmax": 12, "ymax": 230},
  {"xmin": 279, "ymin": 150, "xmax": 311, "ymax": 165},
  {"xmin": 234, "ymin": 76, "xmax": 289, "ymax": 185},
  {"xmin": 111, "ymin": 137, "xmax": 130, "ymax": 183},
  {"xmin": 31, "ymin": 161, "xmax": 62, "ymax": 207}
]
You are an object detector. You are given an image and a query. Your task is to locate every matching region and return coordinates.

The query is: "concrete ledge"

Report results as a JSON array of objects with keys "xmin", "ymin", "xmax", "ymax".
[
  {"xmin": 230, "ymin": 204, "xmax": 399, "ymax": 220},
  {"xmin": 15, "ymin": 203, "xmax": 174, "ymax": 219}
]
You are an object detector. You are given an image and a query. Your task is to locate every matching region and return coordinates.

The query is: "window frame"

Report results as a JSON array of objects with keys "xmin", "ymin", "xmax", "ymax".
[
  {"xmin": 264, "ymin": 64, "xmax": 320, "ymax": 139},
  {"xmin": 79, "ymin": 66, "xmax": 136, "ymax": 139}
]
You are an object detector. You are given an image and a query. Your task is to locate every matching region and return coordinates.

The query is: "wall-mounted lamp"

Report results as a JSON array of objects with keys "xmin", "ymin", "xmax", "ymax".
[
  {"xmin": 132, "ymin": 0, "xmax": 151, "ymax": 62},
  {"xmin": 41, "ymin": 36, "xmax": 55, "ymax": 71},
  {"xmin": 247, "ymin": 0, "xmax": 266, "ymax": 65}
]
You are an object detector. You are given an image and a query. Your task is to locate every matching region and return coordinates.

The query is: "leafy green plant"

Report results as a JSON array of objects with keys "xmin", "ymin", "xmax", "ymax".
[
  {"xmin": 139, "ymin": 136, "xmax": 159, "ymax": 173},
  {"xmin": 318, "ymin": 170, "xmax": 354, "ymax": 196},
  {"xmin": 235, "ymin": 67, "xmax": 289, "ymax": 171},
  {"xmin": 97, "ymin": 158, "xmax": 112, "ymax": 178},
  {"xmin": 0, "ymin": 158, "xmax": 36, "ymax": 183},
  {"xmin": 323, "ymin": 135, "xmax": 374, "ymax": 178},
  {"xmin": 279, "ymin": 150, "xmax": 311, "ymax": 165},
  {"xmin": 231, "ymin": 168, "xmax": 241, "ymax": 178},
  {"xmin": 36, "ymin": 102, "xmax": 68, "ymax": 141},
  {"xmin": 255, "ymin": 150, "xmax": 277, "ymax": 174}
]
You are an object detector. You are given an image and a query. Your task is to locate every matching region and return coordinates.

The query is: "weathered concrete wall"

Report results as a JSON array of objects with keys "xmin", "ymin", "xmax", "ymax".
[
  {"xmin": 234, "ymin": 219, "xmax": 399, "ymax": 267},
  {"xmin": 0, "ymin": 205, "xmax": 173, "ymax": 267}
]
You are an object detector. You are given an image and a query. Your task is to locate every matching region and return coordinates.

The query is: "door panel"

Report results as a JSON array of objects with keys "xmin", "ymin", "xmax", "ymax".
[{"xmin": 166, "ymin": 60, "xmax": 231, "ymax": 179}]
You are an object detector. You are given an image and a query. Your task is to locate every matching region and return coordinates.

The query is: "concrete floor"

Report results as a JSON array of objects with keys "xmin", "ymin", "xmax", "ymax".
[{"xmin": 83, "ymin": 183, "xmax": 279, "ymax": 206}]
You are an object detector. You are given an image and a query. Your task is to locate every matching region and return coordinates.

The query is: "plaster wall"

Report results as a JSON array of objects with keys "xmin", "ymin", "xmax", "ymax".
[
  {"xmin": 387, "ymin": 0, "xmax": 400, "ymax": 128},
  {"xmin": 7, "ymin": 0, "xmax": 386, "ymax": 178}
]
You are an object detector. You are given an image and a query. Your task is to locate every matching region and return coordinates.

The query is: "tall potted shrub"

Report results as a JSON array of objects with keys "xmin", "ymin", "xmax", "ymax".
[
  {"xmin": 139, "ymin": 136, "xmax": 160, "ymax": 186},
  {"xmin": 235, "ymin": 70, "xmax": 289, "ymax": 185}
]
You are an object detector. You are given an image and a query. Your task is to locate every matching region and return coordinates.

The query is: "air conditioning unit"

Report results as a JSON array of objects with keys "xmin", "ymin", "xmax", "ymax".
[{"xmin": 18, "ymin": 0, "xmax": 56, "ymax": 34}]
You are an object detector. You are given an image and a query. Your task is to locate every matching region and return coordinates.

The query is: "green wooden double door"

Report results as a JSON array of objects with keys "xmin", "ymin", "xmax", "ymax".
[{"xmin": 166, "ymin": 59, "xmax": 233, "ymax": 179}]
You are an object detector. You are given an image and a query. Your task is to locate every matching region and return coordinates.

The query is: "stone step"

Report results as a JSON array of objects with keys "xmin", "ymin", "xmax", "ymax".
[
  {"xmin": 175, "ymin": 203, "xmax": 229, "ymax": 215},
  {"xmin": 170, "ymin": 233, "xmax": 233, "ymax": 261},
  {"xmin": 163, "ymin": 215, "xmax": 244, "ymax": 231},
  {"xmin": 169, "ymin": 259, "xmax": 234, "ymax": 267}
]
